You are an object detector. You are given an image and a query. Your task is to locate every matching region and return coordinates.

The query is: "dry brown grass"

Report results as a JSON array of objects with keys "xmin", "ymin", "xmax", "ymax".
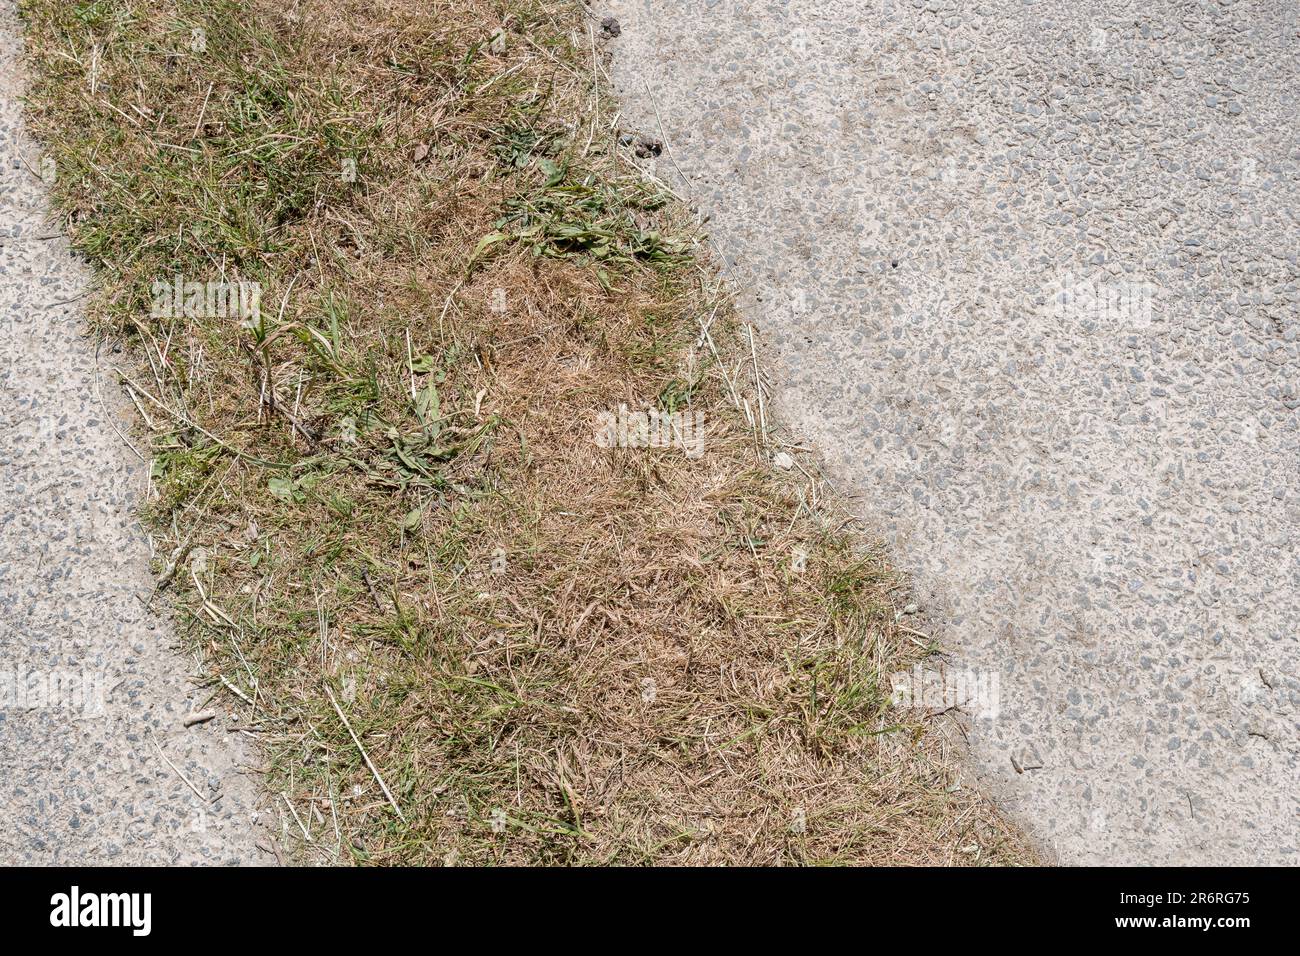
[{"xmin": 19, "ymin": 0, "xmax": 1034, "ymax": 864}]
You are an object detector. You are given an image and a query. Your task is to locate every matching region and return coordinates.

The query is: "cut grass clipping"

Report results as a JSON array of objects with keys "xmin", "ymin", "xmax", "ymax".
[{"xmin": 20, "ymin": 0, "xmax": 1033, "ymax": 864}]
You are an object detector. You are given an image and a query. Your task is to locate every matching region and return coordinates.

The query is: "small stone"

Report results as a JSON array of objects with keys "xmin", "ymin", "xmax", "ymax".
[
  {"xmin": 600, "ymin": 16, "xmax": 621, "ymax": 38},
  {"xmin": 773, "ymin": 451, "xmax": 794, "ymax": 470}
]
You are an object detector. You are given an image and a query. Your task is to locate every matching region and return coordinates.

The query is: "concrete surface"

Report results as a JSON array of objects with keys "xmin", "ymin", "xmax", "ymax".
[
  {"xmin": 0, "ymin": 0, "xmax": 270, "ymax": 864},
  {"xmin": 602, "ymin": 0, "xmax": 1298, "ymax": 863}
]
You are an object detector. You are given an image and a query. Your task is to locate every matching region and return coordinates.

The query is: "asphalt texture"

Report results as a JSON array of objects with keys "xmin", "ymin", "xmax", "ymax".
[
  {"xmin": 0, "ymin": 0, "xmax": 270, "ymax": 865},
  {"xmin": 602, "ymin": 0, "xmax": 1299, "ymax": 863}
]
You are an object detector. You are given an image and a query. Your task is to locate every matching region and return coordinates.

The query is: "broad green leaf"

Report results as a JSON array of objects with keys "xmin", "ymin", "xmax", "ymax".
[{"xmin": 268, "ymin": 476, "xmax": 295, "ymax": 502}]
